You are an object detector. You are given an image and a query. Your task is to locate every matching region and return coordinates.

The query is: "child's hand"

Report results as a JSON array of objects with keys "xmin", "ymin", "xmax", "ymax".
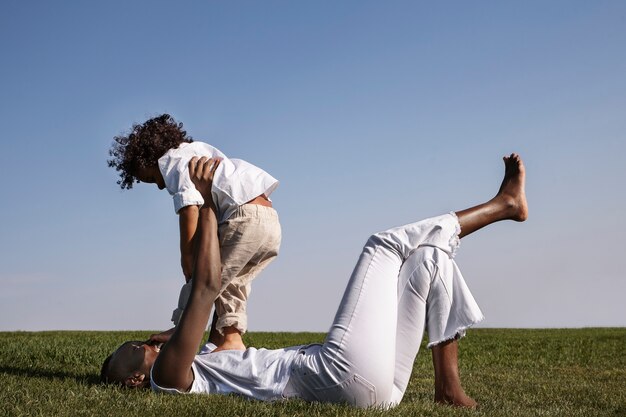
[{"xmin": 188, "ymin": 156, "xmax": 221, "ymax": 206}]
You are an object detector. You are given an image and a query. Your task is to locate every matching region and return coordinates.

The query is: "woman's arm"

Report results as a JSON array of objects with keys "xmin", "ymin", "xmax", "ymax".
[{"xmin": 151, "ymin": 157, "xmax": 222, "ymax": 391}]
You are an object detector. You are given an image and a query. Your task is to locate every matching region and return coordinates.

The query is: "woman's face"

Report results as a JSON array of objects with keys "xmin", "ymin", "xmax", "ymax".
[{"xmin": 109, "ymin": 341, "xmax": 161, "ymax": 388}]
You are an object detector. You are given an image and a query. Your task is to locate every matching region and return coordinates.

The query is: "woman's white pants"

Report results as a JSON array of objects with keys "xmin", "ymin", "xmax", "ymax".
[{"xmin": 283, "ymin": 213, "xmax": 484, "ymax": 407}]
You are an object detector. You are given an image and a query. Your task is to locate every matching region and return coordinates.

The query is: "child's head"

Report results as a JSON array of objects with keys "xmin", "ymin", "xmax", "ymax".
[{"xmin": 108, "ymin": 114, "xmax": 193, "ymax": 189}]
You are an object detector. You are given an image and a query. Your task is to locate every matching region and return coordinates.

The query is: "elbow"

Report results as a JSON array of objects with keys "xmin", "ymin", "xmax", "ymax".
[
  {"xmin": 195, "ymin": 285, "xmax": 219, "ymax": 302},
  {"xmin": 194, "ymin": 267, "xmax": 221, "ymax": 295},
  {"xmin": 208, "ymin": 266, "xmax": 221, "ymax": 293},
  {"xmin": 206, "ymin": 276, "xmax": 221, "ymax": 295}
]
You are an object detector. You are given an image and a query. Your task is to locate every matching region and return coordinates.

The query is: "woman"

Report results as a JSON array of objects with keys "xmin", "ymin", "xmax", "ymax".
[{"xmin": 101, "ymin": 153, "xmax": 528, "ymax": 409}]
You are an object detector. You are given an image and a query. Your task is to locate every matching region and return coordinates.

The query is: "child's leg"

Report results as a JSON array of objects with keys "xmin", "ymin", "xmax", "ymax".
[
  {"xmin": 172, "ymin": 205, "xmax": 281, "ymax": 350},
  {"xmin": 213, "ymin": 205, "xmax": 281, "ymax": 346},
  {"xmin": 213, "ymin": 245, "xmax": 279, "ymax": 347}
]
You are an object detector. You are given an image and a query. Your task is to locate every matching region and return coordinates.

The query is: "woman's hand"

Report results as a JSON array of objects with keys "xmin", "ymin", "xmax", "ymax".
[
  {"xmin": 147, "ymin": 327, "xmax": 175, "ymax": 345},
  {"xmin": 188, "ymin": 156, "xmax": 221, "ymax": 206}
]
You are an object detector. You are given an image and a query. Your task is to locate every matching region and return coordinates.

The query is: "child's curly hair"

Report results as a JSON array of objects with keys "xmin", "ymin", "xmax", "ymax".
[{"xmin": 108, "ymin": 114, "xmax": 193, "ymax": 189}]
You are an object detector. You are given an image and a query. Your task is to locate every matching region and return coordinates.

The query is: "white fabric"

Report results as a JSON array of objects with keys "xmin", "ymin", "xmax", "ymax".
[
  {"xmin": 198, "ymin": 342, "xmax": 217, "ymax": 355},
  {"xmin": 158, "ymin": 142, "xmax": 279, "ymax": 222},
  {"xmin": 170, "ymin": 205, "xmax": 282, "ymax": 333},
  {"xmin": 151, "ymin": 213, "xmax": 483, "ymax": 407},
  {"xmin": 151, "ymin": 345, "xmax": 300, "ymax": 401},
  {"xmin": 283, "ymin": 213, "xmax": 484, "ymax": 408}
]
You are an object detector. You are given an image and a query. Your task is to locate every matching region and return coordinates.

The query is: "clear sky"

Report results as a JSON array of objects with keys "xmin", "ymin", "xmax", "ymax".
[{"xmin": 1, "ymin": 1, "xmax": 625, "ymax": 331}]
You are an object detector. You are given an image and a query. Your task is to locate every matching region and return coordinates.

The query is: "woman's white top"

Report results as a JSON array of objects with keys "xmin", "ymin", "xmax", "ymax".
[
  {"xmin": 151, "ymin": 344, "xmax": 301, "ymax": 400},
  {"xmin": 158, "ymin": 141, "xmax": 279, "ymax": 222}
]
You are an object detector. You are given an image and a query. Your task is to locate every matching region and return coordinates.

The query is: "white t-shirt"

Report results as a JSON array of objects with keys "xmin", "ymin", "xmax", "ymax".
[
  {"xmin": 151, "ymin": 344, "xmax": 301, "ymax": 401},
  {"xmin": 158, "ymin": 142, "xmax": 279, "ymax": 223}
]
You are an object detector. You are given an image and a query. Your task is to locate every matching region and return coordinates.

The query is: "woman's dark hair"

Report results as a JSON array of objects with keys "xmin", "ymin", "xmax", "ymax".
[
  {"xmin": 100, "ymin": 354, "xmax": 114, "ymax": 384},
  {"xmin": 108, "ymin": 114, "xmax": 193, "ymax": 189}
]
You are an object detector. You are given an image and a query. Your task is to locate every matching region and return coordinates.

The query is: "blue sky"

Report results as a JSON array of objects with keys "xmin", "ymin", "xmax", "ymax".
[{"xmin": 1, "ymin": 1, "xmax": 625, "ymax": 331}]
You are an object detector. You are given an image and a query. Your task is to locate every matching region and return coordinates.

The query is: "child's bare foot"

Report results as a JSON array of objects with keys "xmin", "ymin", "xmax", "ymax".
[
  {"xmin": 435, "ymin": 389, "xmax": 478, "ymax": 408},
  {"xmin": 211, "ymin": 327, "xmax": 246, "ymax": 352},
  {"xmin": 495, "ymin": 153, "xmax": 528, "ymax": 222},
  {"xmin": 212, "ymin": 339, "xmax": 246, "ymax": 352}
]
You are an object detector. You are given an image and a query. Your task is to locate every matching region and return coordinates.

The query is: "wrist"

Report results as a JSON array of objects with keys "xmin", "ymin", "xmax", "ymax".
[
  {"xmin": 199, "ymin": 203, "xmax": 217, "ymax": 218},
  {"xmin": 201, "ymin": 199, "xmax": 217, "ymax": 211}
]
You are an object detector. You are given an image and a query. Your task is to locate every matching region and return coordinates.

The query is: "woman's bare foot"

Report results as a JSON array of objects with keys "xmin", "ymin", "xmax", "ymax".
[
  {"xmin": 432, "ymin": 340, "xmax": 478, "ymax": 409},
  {"xmin": 435, "ymin": 388, "xmax": 478, "ymax": 409},
  {"xmin": 456, "ymin": 153, "xmax": 528, "ymax": 238},
  {"xmin": 494, "ymin": 153, "xmax": 528, "ymax": 222}
]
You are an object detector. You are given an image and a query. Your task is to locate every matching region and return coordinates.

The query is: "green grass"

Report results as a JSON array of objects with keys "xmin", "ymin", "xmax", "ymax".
[{"xmin": 1, "ymin": 329, "xmax": 624, "ymax": 416}]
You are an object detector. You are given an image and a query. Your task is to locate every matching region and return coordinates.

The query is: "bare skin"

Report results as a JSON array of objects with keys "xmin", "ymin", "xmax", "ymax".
[
  {"xmin": 151, "ymin": 157, "xmax": 223, "ymax": 390},
  {"xmin": 209, "ymin": 193, "xmax": 273, "ymax": 352},
  {"xmin": 212, "ymin": 327, "xmax": 246, "ymax": 352},
  {"xmin": 139, "ymin": 164, "xmax": 273, "ymax": 352},
  {"xmin": 431, "ymin": 153, "xmax": 528, "ymax": 408},
  {"xmin": 456, "ymin": 153, "xmax": 528, "ymax": 239},
  {"xmin": 108, "ymin": 153, "xmax": 528, "ymax": 405},
  {"xmin": 432, "ymin": 339, "xmax": 475, "ymax": 407}
]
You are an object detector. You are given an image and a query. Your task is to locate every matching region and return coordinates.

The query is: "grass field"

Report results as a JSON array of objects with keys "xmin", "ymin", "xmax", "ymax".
[{"xmin": 1, "ymin": 328, "xmax": 624, "ymax": 416}]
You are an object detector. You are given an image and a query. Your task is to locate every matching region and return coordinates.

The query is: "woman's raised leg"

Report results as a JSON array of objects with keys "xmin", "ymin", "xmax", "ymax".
[{"xmin": 431, "ymin": 153, "xmax": 528, "ymax": 407}]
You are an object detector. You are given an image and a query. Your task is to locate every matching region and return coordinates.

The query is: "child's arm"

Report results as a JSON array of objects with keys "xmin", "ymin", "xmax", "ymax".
[{"xmin": 179, "ymin": 205, "xmax": 200, "ymax": 282}]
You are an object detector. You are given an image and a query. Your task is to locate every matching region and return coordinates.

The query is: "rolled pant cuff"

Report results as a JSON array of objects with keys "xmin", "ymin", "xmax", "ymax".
[{"xmin": 216, "ymin": 314, "xmax": 247, "ymax": 335}]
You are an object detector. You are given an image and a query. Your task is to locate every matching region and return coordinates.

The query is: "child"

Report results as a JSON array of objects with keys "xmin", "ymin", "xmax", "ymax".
[{"xmin": 108, "ymin": 114, "xmax": 281, "ymax": 351}]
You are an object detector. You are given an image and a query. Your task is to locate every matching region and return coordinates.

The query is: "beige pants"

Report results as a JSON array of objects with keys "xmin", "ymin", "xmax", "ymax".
[{"xmin": 171, "ymin": 204, "xmax": 281, "ymax": 334}]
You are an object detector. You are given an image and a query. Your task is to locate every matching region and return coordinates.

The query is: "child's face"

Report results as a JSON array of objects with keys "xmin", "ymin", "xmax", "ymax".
[{"xmin": 135, "ymin": 165, "xmax": 166, "ymax": 190}]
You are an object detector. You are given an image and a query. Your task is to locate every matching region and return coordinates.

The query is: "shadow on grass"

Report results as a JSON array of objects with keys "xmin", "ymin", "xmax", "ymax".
[{"xmin": 0, "ymin": 366, "xmax": 100, "ymax": 385}]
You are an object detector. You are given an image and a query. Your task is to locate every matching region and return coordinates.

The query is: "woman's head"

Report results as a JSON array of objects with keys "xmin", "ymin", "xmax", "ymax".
[
  {"xmin": 108, "ymin": 114, "xmax": 193, "ymax": 189},
  {"xmin": 100, "ymin": 341, "xmax": 161, "ymax": 388}
]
